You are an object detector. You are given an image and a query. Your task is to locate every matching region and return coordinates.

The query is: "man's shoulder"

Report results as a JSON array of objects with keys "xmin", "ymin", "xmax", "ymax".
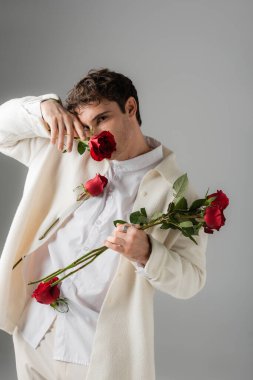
[{"xmin": 154, "ymin": 146, "xmax": 200, "ymax": 202}]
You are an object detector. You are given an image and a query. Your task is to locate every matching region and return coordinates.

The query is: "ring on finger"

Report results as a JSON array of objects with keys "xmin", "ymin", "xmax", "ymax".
[{"xmin": 122, "ymin": 225, "xmax": 130, "ymax": 233}]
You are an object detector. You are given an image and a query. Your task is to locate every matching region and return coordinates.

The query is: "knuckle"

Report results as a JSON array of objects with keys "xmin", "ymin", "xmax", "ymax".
[
  {"xmin": 48, "ymin": 122, "xmax": 58, "ymax": 133},
  {"xmin": 50, "ymin": 128, "xmax": 58, "ymax": 136},
  {"xmin": 57, "ymin": 139, "xmax": 63, "ymax": 146},
  {"xmin": 128, "ymin": 236, "xmax": 134, "ymax": 244},
  {"xmin": 66, "ymin": 127, "xmax": 74, "ymax": 136},
  {"xmin": 50, "ymin": 132, "xmax": 58, "ymax": 141},
  {"xmin": 65, "ymin": 114, "xmax": 74, "ymax": 124},
  {"xmin": 49, "ymin": 115, "xmax": 58, "ymax": 124},
  {"xmin": 131, "ymin": 228, "xmax": 137, "ymax": 236}
]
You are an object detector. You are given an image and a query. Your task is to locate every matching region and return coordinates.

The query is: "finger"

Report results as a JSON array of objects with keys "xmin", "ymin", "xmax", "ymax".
[
  {"xmin": 115, "ymin": 223, "xmax": 131, "ymax": 232},
  {"xmin": 104, "ymin": 240, "xmax": 124, "ymax": 253},
  {"xmin": 57, "ymin": 118, "xmax": 66, "ymax": 151},
  {"xmin": 73, "ymin": 117, "xmax": 86, "ymax": 140},
  {"xmin": 64, "ymin": 119, "xmax": 74, "ymax": 152},
  {"xmin": 113, "ymin": 227, "xmax": 135, "ymax": 240},
  {"xmin": 131, "ymin": 223, "xmax": 141, "ymax": 229},
  {"xmin": 49, "ymin": 117, "xmax": 59, "ymax": 145},
  {"xmin": 106, "ymin": 235, "xmax": 126, "ymax": 246},
  {"xmin": 113, "ymin": 230, "xmax": 132, "ymax": 239},
  {"xmin": 113, "ymin": 223, "xmax": 130, "ymax": 237},
  {"xmin": 117, "ymin": 224, "xmax": 139, "ymax": 237},
  {"xmin": 73, "ymin": 129, "xmax": 79, "ymax": 138}
]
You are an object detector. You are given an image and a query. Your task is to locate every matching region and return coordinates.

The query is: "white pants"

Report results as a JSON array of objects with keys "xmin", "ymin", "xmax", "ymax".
[{"xmin": 12, "ymin": 319, "xmax": 89, "ymax": 380}]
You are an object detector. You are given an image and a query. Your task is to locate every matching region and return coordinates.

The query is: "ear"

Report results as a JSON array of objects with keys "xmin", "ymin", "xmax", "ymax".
[{"xmin": 125, "ymin": 96, "xmax": 137, "ymax": 118}]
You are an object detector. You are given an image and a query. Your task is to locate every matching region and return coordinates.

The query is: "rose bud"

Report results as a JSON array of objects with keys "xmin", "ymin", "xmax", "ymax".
[
  {"xmin": 84, "ymin": 174, "xmax": 108, "ymax": 196},
  {"xmin": 32, "ymin": 277, "xmax": 60, "ymax": 305},
  {"xmin": 88, "ymin": 130, "xmax": 116, "ymax": 161}
]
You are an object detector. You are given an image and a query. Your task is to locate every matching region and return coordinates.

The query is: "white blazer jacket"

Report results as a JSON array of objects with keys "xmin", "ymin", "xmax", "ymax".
[{"xmin": 0, "ymin": 95, "xmax": 208, "ymax": 380}]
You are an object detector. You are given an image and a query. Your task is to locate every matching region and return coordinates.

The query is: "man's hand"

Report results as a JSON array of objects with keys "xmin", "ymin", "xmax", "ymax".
[
  {"xmin": 104, "ymin": 223, "xmax": 151, "ymax": 266},
  {"xmin": 40, "ymin": 99, "xmax": 86, "ymax": 152}
]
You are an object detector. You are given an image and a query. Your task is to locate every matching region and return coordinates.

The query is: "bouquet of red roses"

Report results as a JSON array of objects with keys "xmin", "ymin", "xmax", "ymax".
[{"xmin": 29, "ymin": 172, "xmax": 229, "ymax": 312}]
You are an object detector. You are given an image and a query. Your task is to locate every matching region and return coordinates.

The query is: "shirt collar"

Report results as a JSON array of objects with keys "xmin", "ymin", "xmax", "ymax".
[{"xmin": 110, "ymin": 135, "xmax": 163, "ymax": 172}]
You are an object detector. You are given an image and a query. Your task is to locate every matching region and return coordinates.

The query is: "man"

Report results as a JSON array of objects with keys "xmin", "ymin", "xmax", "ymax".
[{"xmin": 0, "ymin": 68, "xmax": 208, "ymax": 380}]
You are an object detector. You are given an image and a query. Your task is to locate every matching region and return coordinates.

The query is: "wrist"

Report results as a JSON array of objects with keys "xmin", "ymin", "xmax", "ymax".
[
  {"xmin": 40, "ymin": 98, "xmax": 62, "ymax": 107},
  {"xmin": 138, "ymin": 235, "xmax": 152, "ymax": 267},
  {"xmin": 40, "ymin": 93, "xmax": 61, "ymax": 103}
]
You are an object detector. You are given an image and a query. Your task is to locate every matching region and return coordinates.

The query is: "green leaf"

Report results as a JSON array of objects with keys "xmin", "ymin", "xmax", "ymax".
[
  {"xmin": 173, "ymin": 173, "xmax": 188, "ymax": 199},
  {"xmin": 170, "ymin": 214, "xmax": 180, "ymax": 223},
  {"xmin": 182, "ymin": 228, "xmax": 197, "ymax": 237},
  {"xmin": 129, "ymin": 211, "xmax": 147, "ymax": 225},
  {"xmin": 160, "ymin": 222, "xmax": 179, "ymax": 230},
  {"xmin": 77, "ymin": 141, "xmax": 88, "ymax": 155},
  {"xmin": 192, "ymin": 224, "xmax": 202, "ymax": 235},
  {"xmin": 188, "ymin": 235, "xmax": 198, "ymax": 245},
  {"xmin": 189, "ymin": 198, "xmax": 206, "ymax": 211},
  {"xmin": 167, "ymin": 202, "xmax": 175, "ymax": 212},
  {"xmin": 174, "ymin": 196, "xmax": 188, "ymax": 210},
  {"xmin": 181, "ymin": 228, "xmax": 198, "ymax": 244},
  {"xmin": 140, "ymin": 208, "xmax": 147, "ymax": 217},
  {"xmin": 179, "ymin": 221, "xmax": 193, "ymax": 228},
  {"xmin": 113, "ymin": 219, "xmax": 128, "ymax": 227}
]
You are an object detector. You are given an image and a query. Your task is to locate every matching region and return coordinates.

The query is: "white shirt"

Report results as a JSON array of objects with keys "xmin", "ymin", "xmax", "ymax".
[{"xmin": 18, "ymin": 113, "xmax": 163, "ymax": 365}]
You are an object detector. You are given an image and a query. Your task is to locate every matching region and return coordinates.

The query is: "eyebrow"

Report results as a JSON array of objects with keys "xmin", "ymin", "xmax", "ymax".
[{"xmin": 81, "ymin": 111, "xmax": 111, "ymax": 127}]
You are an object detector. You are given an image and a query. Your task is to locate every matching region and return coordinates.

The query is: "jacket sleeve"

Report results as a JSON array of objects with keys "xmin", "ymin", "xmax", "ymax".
[
  {"xmin": 137, "ymin": 227, "xmax": 208, "ymax": 299},
  {"xmin": 0, "ymin": 94, "xmax": 60, "ymax": 167}
]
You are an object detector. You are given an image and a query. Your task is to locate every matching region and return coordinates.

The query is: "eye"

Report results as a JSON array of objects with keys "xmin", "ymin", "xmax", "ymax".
[{"xmin": 97, "ymin": 115, "xmax": 107, "ymax": 124}]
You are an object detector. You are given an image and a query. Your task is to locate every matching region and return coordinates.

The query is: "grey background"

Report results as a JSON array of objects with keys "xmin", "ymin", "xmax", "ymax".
[{"xmin": 0, "ymin": 0, "xmax": 252, "ymax": 379}]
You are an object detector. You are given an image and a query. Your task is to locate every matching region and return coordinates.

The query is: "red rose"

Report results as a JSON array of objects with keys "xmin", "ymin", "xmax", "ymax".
[
  {"xmin": 88, "ymin": 131, "xmax": 116, "ymax": 161},
  {"xmin": 204, "ymin": 205, "xmax": 226, "ymax": 233},
  {"xmin": 32, "ymin": 277, "xmax": 60, "ymax": 305},
  {"xmin": 207, "ymin": 190, "xmax": 229, "ymax": 210},
  {"xmin": 84, "ymin": 173, "xmax": 108, "ymax": 196}
]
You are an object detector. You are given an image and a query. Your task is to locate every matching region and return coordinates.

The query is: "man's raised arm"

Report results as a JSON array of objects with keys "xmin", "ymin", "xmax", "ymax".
[{"xmin": 0, "ymin": 94, "xmax": 85, "ymax": 167}]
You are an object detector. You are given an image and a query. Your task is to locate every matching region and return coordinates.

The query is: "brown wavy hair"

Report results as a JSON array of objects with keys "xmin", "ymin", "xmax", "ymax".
[{"xmin": 65, "ymin": 68, "xmax": 142, "ymax": 126}]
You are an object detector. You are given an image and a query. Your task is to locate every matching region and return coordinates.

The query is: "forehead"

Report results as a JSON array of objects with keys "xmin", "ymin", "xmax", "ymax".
[{"xmin": 75, "ymin": 99, "xmax": 118, "ymax": 116}]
